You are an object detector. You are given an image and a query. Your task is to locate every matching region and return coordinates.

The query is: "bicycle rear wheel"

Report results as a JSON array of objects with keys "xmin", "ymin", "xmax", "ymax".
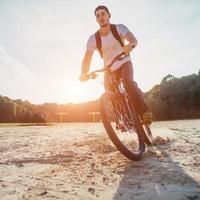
[
  {"xmin": 143, "ymin": 124, "xmax": 154, "ymax": 145},
  {"xmin": 100, "ymin": 91, "xmax": 145, "ymax": 161}
]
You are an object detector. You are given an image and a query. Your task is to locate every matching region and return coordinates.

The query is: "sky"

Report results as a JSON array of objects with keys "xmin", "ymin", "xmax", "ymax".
[{"xmin": 0, "ymin": 0, "xmax": 199, "ymax": 104}]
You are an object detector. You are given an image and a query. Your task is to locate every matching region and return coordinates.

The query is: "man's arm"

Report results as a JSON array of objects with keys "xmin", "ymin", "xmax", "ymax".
[
  {"xmin": 79, "ymin": 50, "xmax": 93, "ymax": 81},
  {"xmin": 123, "ymin": 31, "xmax": 138, "ymax": 55}
]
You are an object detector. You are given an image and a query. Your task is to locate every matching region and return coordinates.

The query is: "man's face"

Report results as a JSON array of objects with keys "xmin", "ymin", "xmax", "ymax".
[{"xmin": 95, "ymin": 9, "xmax": 110, "ymax": 27}]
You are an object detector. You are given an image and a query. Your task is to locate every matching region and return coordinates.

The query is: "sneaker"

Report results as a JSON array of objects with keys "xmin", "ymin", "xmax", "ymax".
[{"xmin": 142, "ymin": 112, "xmax": 153, "ymax": 125}]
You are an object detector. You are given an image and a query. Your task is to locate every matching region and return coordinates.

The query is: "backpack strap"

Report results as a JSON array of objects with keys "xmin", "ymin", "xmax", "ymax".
[
  {"xmin": 110, "ymin": 24, "xmax": 124, "ymax": 47},
  {"xmin": 95, "ymin": 24, "xmax": 124, "ymax": 58},
  {"xmin": 95, "ymin": 31, "xmax": 103, "ymax": 58}
]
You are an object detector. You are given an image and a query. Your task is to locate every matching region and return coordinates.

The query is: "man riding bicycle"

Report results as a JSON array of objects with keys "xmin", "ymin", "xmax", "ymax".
[{"xmin": 79, "ymin": 5, "xmax": 152, "ymax": 125}]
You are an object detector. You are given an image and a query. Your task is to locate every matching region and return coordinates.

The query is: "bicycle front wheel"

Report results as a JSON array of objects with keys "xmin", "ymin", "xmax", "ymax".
[{"xmin": 100, "ymin": 91, "xmax": 145, "ymax": 161}]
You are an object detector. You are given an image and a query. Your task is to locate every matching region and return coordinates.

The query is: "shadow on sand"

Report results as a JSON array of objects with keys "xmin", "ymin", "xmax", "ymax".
[{"xmin": 113, "ymin": 142, "xmax": 200, "ymax": 200}]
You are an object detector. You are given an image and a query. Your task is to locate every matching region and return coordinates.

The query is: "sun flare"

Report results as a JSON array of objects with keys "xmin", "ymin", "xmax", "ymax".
[{"xmin": 64, "ymin": 75, "xmax": 104, "ymax": 103}]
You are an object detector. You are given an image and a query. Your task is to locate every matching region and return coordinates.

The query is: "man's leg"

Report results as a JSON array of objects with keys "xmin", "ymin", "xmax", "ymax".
[
  {"xmin": 104, "ymin": 70, "xmax": 120, "ymax": 91},
  {"xmin": 119, "ymin": 61, "xmax": 148, "ymax": 117}
]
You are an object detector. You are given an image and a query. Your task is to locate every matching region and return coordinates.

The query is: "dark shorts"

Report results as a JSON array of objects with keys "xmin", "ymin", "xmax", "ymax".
[{"xmin": 104, "ymin": 61, "xmax": 134, "ymax": 90}]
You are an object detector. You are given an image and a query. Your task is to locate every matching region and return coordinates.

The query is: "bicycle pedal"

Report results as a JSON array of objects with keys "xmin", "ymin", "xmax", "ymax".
[{"xmin": 116, "ymin": 123, "xmax": 126, "ymax": 132}]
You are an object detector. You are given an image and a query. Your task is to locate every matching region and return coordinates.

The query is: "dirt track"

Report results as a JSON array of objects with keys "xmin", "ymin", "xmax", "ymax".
[{"xmin": 0, "ymin": 120, "xmax": 200, "ymax": 200}]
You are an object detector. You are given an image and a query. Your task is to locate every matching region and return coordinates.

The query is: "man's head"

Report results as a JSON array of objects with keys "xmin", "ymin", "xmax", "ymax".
[{"xmin": 94, "ymin": 5, "xmax": 111, "ymax": 28}]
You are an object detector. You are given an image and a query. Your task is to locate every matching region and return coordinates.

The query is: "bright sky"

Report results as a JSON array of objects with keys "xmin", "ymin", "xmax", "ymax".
[{"xmin": 0, "ymin": 0, "xmax": 199, "ymax": 104}]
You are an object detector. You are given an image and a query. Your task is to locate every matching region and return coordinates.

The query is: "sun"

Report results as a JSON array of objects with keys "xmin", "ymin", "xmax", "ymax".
[{"xmin": 64, "ymin": 76, "xmax": 104, "ymax": 103}]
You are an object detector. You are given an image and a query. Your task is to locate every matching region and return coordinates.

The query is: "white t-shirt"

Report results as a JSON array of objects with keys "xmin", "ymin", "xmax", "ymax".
[{"xmin": 86, "ymin": 24, "xmax": 132, "ymax": 71}]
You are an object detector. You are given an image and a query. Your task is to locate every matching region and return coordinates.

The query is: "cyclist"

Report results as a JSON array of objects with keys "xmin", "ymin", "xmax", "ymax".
[{"xmin": 79, "ymin": 5, "xmax": 152, "ymax": 125}]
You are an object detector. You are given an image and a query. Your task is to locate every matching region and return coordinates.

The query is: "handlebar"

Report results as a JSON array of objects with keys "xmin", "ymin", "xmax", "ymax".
[
  {"xmin": 80, "ymin": 52, "xmax": 128, "ymax": 82},
  {"xmin": 85, "ymin": 68, "xmax": 108, "ymax": 81}
]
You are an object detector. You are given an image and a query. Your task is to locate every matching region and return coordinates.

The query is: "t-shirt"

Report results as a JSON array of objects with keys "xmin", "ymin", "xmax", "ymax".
[{"xmin": 86, "ymin": 24, "xmax": 132, "ymax": 71}]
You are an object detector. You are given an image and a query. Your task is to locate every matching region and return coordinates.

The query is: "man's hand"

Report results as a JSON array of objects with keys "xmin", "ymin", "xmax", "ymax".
[
  {"xmin": 123, "ymin": 43, "xmax": 134, "ymax": 55},
  {"xmin": 79, "ymin": 74, "xmax": 89, "ymax": 82}
]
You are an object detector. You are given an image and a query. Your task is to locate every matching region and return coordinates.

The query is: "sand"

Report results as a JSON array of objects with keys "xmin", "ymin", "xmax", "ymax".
[{"xmin": 0, "ymin": 120, "xmax": 200, "ymax": 200}]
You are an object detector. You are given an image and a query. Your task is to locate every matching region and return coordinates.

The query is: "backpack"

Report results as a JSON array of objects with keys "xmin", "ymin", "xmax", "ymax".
[{"xmin": 95, "ymin": 24, "xmax": 124, "ymax": 58}]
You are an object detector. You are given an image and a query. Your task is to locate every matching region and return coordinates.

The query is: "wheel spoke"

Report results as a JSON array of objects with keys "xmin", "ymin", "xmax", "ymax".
[{"xmin": 104, "ymin": 94, "xmax": 142, "ymax": 153}]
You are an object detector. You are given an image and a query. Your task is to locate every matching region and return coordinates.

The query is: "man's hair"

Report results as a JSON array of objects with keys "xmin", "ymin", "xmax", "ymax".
[{"xmin": 94, "ymin": 5, "xmax": 110, "ymax": 16}]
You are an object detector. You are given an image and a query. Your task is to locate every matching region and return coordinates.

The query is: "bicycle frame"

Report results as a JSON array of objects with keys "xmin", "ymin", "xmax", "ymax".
[{"xmin": 104, "ymin": 71, "xmax": 136, "ymax": 129}]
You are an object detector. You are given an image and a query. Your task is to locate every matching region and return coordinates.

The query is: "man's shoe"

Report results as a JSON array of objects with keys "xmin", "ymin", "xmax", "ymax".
[{"xmin": 142, "ymin": 112, "xmax": 153, "ymax": 125}]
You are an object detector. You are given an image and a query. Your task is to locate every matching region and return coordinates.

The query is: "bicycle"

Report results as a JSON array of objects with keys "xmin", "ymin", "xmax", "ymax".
[{"xmin": 83, "ymin": 54, "xmax": 153, "ymax": 160}]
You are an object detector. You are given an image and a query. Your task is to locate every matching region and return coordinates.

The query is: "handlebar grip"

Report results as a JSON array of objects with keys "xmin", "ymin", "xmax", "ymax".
[
  {"xmin": 79, "ymin": 75, "xmax": 89, "ymax": 82},
  {"xmin": 90, "ymin": 73, "xmax": 97, "ymax": 79}
]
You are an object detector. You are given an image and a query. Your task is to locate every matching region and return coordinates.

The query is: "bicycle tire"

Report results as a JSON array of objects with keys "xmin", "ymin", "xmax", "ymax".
[
  {"xmin": 100, "ymin": 91, "xmax": 145, "ymax": 161},
  {"xmin": 143, "ymin": 124, "xmax": 154, "ymax": 146}
]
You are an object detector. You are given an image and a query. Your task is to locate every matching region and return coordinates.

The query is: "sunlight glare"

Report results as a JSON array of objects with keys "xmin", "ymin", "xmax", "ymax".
[{"xmin": 64, "ymin": 75, "xmax": 104, "ymax": 103}]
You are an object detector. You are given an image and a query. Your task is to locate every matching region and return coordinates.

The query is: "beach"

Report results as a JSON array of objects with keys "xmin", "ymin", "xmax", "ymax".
[{"xmin": 0, "ymin": 120, "xmax": 200, "ymax": 200}]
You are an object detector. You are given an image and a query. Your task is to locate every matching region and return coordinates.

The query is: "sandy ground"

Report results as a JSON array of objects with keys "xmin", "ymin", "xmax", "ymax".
[{"xmin": 0, "ymin": 120, "xmax": 200, "ymax": 200}]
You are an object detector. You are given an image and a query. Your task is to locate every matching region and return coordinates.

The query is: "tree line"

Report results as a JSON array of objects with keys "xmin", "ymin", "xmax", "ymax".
[
  {"xmin": 144, "ymin": 71, "xmax": 200, "ymax": 120},
  {"xmin": 0, "ymin": 71, "xmax": 200, "ymax": 123}
]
